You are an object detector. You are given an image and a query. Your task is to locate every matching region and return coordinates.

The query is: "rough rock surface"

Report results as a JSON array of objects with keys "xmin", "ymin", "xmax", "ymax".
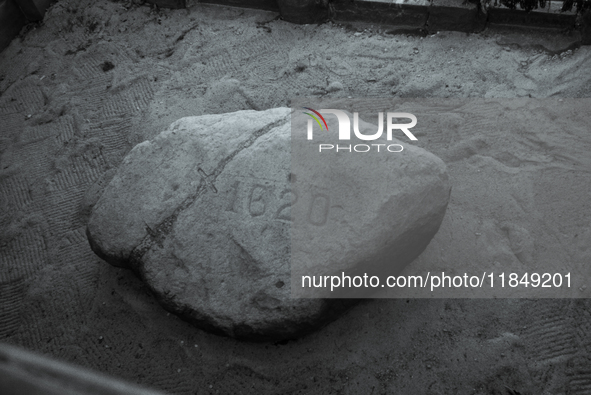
[
  {"xmin": 86, "ymin": 108, "xmax": 451, "ymax": 341},
  {"xmin": 289, "ymin": 106, "xmax": 452, "ymax": 298}
]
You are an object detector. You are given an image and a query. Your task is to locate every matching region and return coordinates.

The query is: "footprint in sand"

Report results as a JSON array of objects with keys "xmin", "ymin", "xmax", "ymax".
[
  {"xmin": 500, "ymin": 222, "xmax": 535, "ymax": 266},
  {"xmin": 441, "ymin": 136, "xmax": 488, "ymax": 163}
]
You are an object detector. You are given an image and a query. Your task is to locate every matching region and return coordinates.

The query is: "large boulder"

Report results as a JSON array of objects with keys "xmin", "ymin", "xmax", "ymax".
[
  {"xmin": 289, "ymin": 108, "xmax": 451, "ymax": 299},
  {"xmin": 86, "ymin": 107, "xmax": 450, "ymax": 341}
]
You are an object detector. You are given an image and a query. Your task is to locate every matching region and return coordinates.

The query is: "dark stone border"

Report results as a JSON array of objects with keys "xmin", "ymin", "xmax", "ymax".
[
  {"xmin": 582, "ymin": 10, "xmax": 591, "ymax": 44},
  {"xmin": 195, "ymin": 0, "xmax": 589, "ymax": 45},
  {"xmin": 2, "ymin": 0, "xmax": 589, "ymax": 53},
  {"xmin": 145, "ymin": 0, "xmax": 187, "ymax": 8},
  {"xmin": 325, "ymin": 0, "xmax": 579, "ymax": 33},
  {"xmin": 487, "ymin": 4, "xmax": 576, "ymax": 29},
  {"xmin": 15, "ymin": 0, "xmax": 53, "ymax": 21},
  {"xmin": 331, "ymin": 0, "xmax": 429, "ymax": 31},
  {"xmin": 0, "ymin": 0, "xmax": 27, "ymax": 52},
  {"xmin": 199, "ymin": 0, "xmax": 278, "ymax": 12},
  {"xmin": 428, "ymin": 0, "xmax": 486, "ymax": 33}
]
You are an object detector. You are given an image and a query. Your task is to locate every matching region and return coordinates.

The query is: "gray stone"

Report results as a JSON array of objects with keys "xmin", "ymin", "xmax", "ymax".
[
  {"xmin": 0, "ymin": 0, "xmax": 27, "ymax": 53},
  {"xmin": 327, "ymin": 81, "xmax": 344, "ymax": 92},
  {"xmin": 289, "ymin": 108, "xmax": 451, "ymax": 298},
  {"xmin": 86, "ymin": 108, "xmax": 450, "ymax": 341},
  {"xmin": 487, "ymin": 3, "xmax": 576, "ymax": 30},
  {"xmin": 583, "ymin": 11, "xmax": 591, "ymax": 46},
  {"xmin": 428, "ymin": 0, "xmax": 485, "ymax": 33},
  {"xmin": 144, "ymin": 0, "xmax": 186, "ymax": 9},
  {"xmin": 332, "ymin": 0, "xmax": 429, "ymax": 30},
  {"xmin": 276, "ymin": 0, "xmax": 329, "ymax": 24}
]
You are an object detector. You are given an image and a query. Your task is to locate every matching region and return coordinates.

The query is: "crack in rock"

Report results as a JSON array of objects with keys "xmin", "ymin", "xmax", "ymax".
[{"xmin": 128, "ymin": 114, "xmax": 290, "ymax": 269}]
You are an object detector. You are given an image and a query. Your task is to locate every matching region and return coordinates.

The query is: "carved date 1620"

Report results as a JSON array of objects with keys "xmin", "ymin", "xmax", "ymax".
[{"xmin": 224, "ymin": 180, "xmax": 330, "ymax": 226}]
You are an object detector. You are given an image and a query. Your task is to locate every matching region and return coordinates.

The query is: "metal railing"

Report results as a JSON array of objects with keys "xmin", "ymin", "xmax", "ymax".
[{"xmin": 0, "ymin": 343, "xmax": 167, "ymax": 395}]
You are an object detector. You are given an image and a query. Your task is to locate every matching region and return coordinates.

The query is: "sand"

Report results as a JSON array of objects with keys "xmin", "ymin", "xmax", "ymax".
[{"xmin": 1, "ymin": 0, "xmax": 591, "ymax": 393}]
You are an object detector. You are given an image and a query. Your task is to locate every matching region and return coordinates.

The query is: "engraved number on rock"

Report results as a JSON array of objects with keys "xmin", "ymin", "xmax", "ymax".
[
  {"xmin": 275, "ymin": 189, "xmax": 298, "ymax": 221},
  {"xmin": 225, "ymin": 180, "xmax": 240, "ymax": 213},
  {"xmin": 225, "ymin": 180, "xmax": 329, "ymax": 226},
  {"xmin": 308, "ymin": 193, "xmax": 330, "ymax": 226},
  {"xmin": 248, "ymin": 184, "xmax": 269, "ymax": 217}
]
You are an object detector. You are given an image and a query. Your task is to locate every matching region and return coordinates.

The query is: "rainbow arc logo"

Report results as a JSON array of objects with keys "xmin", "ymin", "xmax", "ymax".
[{"xmin": 302, "ymin": 107, "xmax": 328, "ymax": 131}]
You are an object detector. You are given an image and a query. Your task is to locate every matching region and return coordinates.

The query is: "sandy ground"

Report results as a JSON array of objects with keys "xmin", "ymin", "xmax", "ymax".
[{"xmin": 1, "ymin": 0, "xmax": 591, "ymax": 394}]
